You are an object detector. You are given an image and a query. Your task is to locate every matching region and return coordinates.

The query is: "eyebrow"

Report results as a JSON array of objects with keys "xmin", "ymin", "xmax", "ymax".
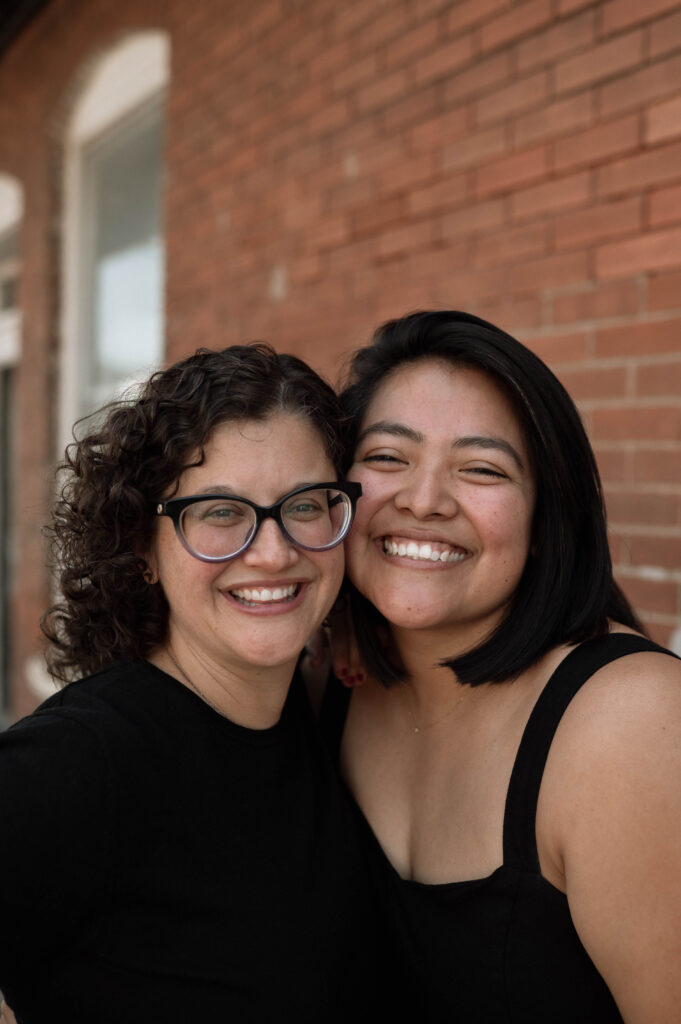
[
  {"xmin": 178, "ymin": 481, "xmax": 324, "ymax": 499},
  {"xmin": 356, "ymin": 422, "xmax": 525, "ymax": 470}
]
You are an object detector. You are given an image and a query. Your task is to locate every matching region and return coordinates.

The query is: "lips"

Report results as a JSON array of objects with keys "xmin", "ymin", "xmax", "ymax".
[
  {"xmin": 229, "ymin": 583, "xmax": 300, "ymax": 606},
  {"xmin": 381, "ymin": 536, "xmax": 468, "ymax": 564}
]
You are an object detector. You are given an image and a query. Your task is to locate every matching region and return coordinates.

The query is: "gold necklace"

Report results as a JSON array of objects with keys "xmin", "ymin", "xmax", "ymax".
[
  {"xmin": 408, "ymin": 688, "xmax": 469, "ymax": 734},
  {"xmin": 165, "ymin": 646, "xmax": 225, "ymax": 718}
]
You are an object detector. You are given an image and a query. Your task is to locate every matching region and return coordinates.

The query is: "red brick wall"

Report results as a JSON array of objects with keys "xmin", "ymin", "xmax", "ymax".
[{"xmin": 1, "ymin": 0, "xmax": 680, "ymax": 714}]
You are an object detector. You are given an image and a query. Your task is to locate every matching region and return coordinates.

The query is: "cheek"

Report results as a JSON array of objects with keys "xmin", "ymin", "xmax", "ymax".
[{"xmin": 316, "ymin": 547, "xmax": 345, "ymax": 593}]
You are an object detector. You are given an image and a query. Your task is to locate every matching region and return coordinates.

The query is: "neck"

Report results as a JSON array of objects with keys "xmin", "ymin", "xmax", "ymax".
[{"xmin": 150, "ymin": 640, "xmax": 295, "ymax": 730}]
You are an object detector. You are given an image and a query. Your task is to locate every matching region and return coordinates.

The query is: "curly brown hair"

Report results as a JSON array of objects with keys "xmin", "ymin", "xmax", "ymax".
[{"xmin": 42, "ymin": 343, "xmax": 346, "ymax": 682}]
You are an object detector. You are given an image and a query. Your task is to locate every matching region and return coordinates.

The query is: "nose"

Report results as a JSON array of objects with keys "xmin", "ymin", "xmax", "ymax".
[
  {"xmin": 394, "ymin": 467, "xmax": 459, "ymax": 520},
  {"xmin": 241, "ymin": 516, "xmax": 299, "ymax": 569}
]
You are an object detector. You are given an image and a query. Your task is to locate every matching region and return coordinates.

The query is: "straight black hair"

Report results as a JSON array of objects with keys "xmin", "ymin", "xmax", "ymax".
[{"xmin": 340, "ymin": 310, "xmax": 643, "ymax": 687}]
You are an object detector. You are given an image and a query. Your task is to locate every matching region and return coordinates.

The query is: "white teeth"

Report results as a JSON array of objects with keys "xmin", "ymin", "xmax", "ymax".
[
  {"xmin": 382, "ymin": 539, "xmax": 466, "ymax": 563},
  {"xmin": 231, "ymin": 584, "xmax": 298, "ymax": 605}
]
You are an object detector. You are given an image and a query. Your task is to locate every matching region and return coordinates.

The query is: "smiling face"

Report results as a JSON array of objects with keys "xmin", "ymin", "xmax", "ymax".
[
  {"xmin": 345, "ymin": 360, "xmax": 536, "ymax": 657},
  {"xmin": 147, "ymin": 413, "xmax": 345, "ymax": 678}
]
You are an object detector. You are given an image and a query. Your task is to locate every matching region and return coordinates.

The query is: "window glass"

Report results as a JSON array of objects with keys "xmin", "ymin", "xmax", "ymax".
[{"xmin": 81, "ymin": 103, "xmax": 164, "ymax": 413}]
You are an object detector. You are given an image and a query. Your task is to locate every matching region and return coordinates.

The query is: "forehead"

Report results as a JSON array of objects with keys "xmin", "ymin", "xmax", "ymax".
[
  {"xmin": 364, "ymin": 359, "xmax": 526, "ymax": 439},
  {"xmin": 177, "ymin": 412, "xmax": 334, "ymax": 497}
]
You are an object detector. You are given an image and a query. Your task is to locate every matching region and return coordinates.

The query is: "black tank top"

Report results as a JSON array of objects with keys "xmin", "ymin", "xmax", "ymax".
[{"xmin": 322, "ymin": 633, "xmax": 676, "ymax": 1022}]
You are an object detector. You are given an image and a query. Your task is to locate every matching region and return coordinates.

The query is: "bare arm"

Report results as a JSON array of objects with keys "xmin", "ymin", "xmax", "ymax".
[
  {"xmin": 0, "ymin": 1000, "xmax": 18, "ymax": 1024},
  {"xmin": 547, "ymin": 652, "xmax": 681, "ymax": 1022}
]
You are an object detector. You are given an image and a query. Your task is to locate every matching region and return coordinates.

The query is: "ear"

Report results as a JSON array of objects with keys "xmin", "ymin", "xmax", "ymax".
[{"xmin": 137, "ymin": 545, "xmax": 159, "ymax": 585}]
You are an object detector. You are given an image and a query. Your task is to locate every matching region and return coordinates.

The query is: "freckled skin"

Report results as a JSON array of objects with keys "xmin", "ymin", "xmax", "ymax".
[{"xmin": 345, "ymin": 361, "xmax": 535, "ymax": 657}]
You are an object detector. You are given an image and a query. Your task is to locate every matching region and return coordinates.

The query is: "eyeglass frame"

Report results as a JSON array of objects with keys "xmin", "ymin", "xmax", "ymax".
[{"xmin": 153, "ymin": 481, "xmax": 362, "ymax": 563}]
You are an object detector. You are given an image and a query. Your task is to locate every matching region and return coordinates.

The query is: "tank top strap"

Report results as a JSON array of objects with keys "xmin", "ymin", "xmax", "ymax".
[{"xmin": 502, "ymin": 633, "xmax": 673, "ymax": 871}]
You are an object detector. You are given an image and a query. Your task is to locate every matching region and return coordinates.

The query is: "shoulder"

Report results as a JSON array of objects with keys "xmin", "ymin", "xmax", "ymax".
[
  {"xmin": 539, "ymin": 636, "xmax": 681, "ymax": 1018},
  {"xmin": 538, "ymin": 633, "xmax": 681, "ymax": 882},
  {"xmin": 556, "ymin": 634, "xmax": 681, "ymax": 755},
  {"xmin": 4, "ymin": 660, "xmax": 188, "ymax": 768}
]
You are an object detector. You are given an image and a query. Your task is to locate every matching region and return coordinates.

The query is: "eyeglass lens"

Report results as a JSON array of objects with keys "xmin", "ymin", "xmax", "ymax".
[{"xmin": 179, "ymin": 487, "xmax": 352, "ymax": 559}]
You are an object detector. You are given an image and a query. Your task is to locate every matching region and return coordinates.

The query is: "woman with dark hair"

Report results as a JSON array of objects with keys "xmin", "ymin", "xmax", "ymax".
[
  {"xmin": 0, "ymin": 344, "xmax": 383, "ymax": 1023},
  {"xmin": 324, "ymin": 310, "xmax": 681, "ymax": 1022}
]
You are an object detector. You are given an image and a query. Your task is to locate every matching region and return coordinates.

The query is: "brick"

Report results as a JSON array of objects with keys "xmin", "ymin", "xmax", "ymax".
[
  {"xmin": 648, "ymin": 270, "xmax": 681, "ymax": 311},
  {"xmin": 475, "ymin": 70, "xmax": 549, "ymax": 126},
  {"xmin": 480, "ymin": 0, "xmax": 552, "ymax": 53},
  {"xmin": 625, "ymin": 534, "xmax": 681, "ymax": 571},
  {"xmin": 382, "ymin": 85, "xmax": 439, "ymax": 133},
  {"xmin": 514, "ymin": 91, "xmax": 593, "ymax": 147},
  {"xmin": 355, "ymin": 70, "xmax": 408, "ymax": 115},
  {"xmin": 650, "ymin": 183, "xmax": 681, "ymax": 229},
  {"xmin": 595, "ymin": 448, "xmax": 630, "ymax": 484},
  {"xmin": 440, "ymin": 197, "xmax": 506, "ymax": 238},
  {"xmin": 558, "ymin": 364, "xmax": 629, "ymax": 400},
  {"xmin": 349, "ymin": 195, "xmax": 405, "ymax": 237},
  {"xmin": 601, "ymin": 0, "xmax": 680, "ymax": 35},
  {"xmin": 596, "ymin": 227, "xmax": 681, "ymax": 280},
  {"xmin": 595, "ymin": 318, "xmax": 681, "ymax": 356},
  {"xmin": 558, "ymin": 0, "xmax": 594, "ymax": 12},
  {"xmin": 515, "ymin": 10, "xmax": 596, "ymax": 72},
  {"xmin": 332, "ymin": 4, "xmax": 376, "ymax": 39},
  {"xmin": 553, "ymin": 281, "xmax": 640, "ymax": 323},
  {"xmin": 555, "ymin": 29, "xmax": 643, "ymax": 94},
  {"xmin": 645, "ymin": 95, "xmax": 681, "ymax": 146},
  {"xmin": 412, "ymin": 34, "xmax": 475, "ymax": 87},
  {"xmin": 636, "ymin": 358, "xmax": 681, "ymax": 397},
  {"xmin": 384, "ymin": 16, "xmax": 440, "ymax": 69},
  {"xmin": 443, "ymin": 51, "xmax": 512, "ymax": 104},
  {"xmin": 650, "ymin": 9, "xmax": 681, "ymax": 58},
  {"xmin": 377, "ymin": 218, "xmax": 435, "ymax": 260},
  {"xmin": 511, "ymin": 170, "xmax": 592, "ymax": 221},
  {"xmin": 410, "ymin": 106, "xmax": 469, "ymax": 150},
  {"xmin": 305, "ymin": 98, "xmax": 351, "ymax": 138},
  {"xmin": 555, "ymin": 197, "xmax": 643, "ymax": 251},
  {"xmin": 445, "ymin": 0, "xmax": 511, "ymax": 33},
  {"xmin": 378, "ymin": 153, "xmax": 436, "ymax": 195},
  {"xmin": 474, "ymin": 144, "xmax": 549, "ymax": 197},
  {"xmin": 594, "ymin": 405, "xmax": 681, "ymax": 442},
  {"xmin": 331, "ymin": 53, "xmax": 378, "ymax": 96},
  {"xmin": 474, "ymin": 221, "xmax": 549, "ymax": 267},
  {"xmin": 606, "ymin": 490, "xmax": 680, "ymax": 527},
  {"xmin": 553, "ymin": 114, "xmax": 640, "ymax": 173},
  {"xmin": 408, "ymin": 172, "xmax": 469, "ymax": 216},
  {"xmin": 633, "ymin": 447, "xmax": 681, "ymax": 484},
  {"xmin": 597, "ymin": 141, "xmax": 681, "ymax": 198},
  {"xmin": 511, "ymin": 251, "xmax": 590, "ymax": 294},
  {"xmin": 600, "ymin": 53, "xmax": 681, "ymax": 118},
  {"xmin": 474, "ymin": 294, "xmax": 544, "ymax": 330},
  {"xmin": 353, "ymin": 5, "xmax": 410, "ymax": 53},
  {"xmin": 441, "ymin": 125, "xmax": 507, "ymax": 172},
  {"xmin": 525, "ymin": 330, "xmax": 590, "ymax": 364},
  {"xmin": 615, "ymin": 575, "xmax": 678, "ymax": 616}
]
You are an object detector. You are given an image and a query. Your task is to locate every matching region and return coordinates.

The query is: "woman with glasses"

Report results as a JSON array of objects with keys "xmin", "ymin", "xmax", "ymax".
[{"xmin": 0, "ymin": 344, "xmax": 385, "ymax": 1023}]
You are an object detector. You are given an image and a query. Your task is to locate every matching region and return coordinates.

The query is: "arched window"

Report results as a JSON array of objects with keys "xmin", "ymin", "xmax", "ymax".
[
  {"xmin": 0, "ymin": 173, "xmax": 22, "ymax": 721},
  {"xmin": 59, "ymin": 32, "xmax": 169, "ymax": 445}
]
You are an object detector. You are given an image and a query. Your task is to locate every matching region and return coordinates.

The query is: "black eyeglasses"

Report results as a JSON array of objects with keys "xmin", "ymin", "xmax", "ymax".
[{"xmin": 154, "ymin": 482, "xmax": 362, "ymax": 563}]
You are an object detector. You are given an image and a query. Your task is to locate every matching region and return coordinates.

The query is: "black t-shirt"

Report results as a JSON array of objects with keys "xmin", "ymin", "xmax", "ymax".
[{"xmin": 0, "ymin": 660, "xmax": 389, "ymax": 1023}]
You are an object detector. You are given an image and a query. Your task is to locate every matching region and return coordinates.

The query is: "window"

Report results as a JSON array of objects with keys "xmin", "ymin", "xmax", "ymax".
[
  {"xmin": 80, "ymin": 101, "xmax": 164, "ymax": 412},
  {"xmin": 60, "ymin": 32, "xmax": 169, "ymax": 444}
]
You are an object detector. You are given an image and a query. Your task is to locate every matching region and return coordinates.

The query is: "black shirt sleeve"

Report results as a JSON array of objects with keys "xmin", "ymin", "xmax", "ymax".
[{"xmin": 0, "ymin": 705, "xmax": 116, "ymax": 986}]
